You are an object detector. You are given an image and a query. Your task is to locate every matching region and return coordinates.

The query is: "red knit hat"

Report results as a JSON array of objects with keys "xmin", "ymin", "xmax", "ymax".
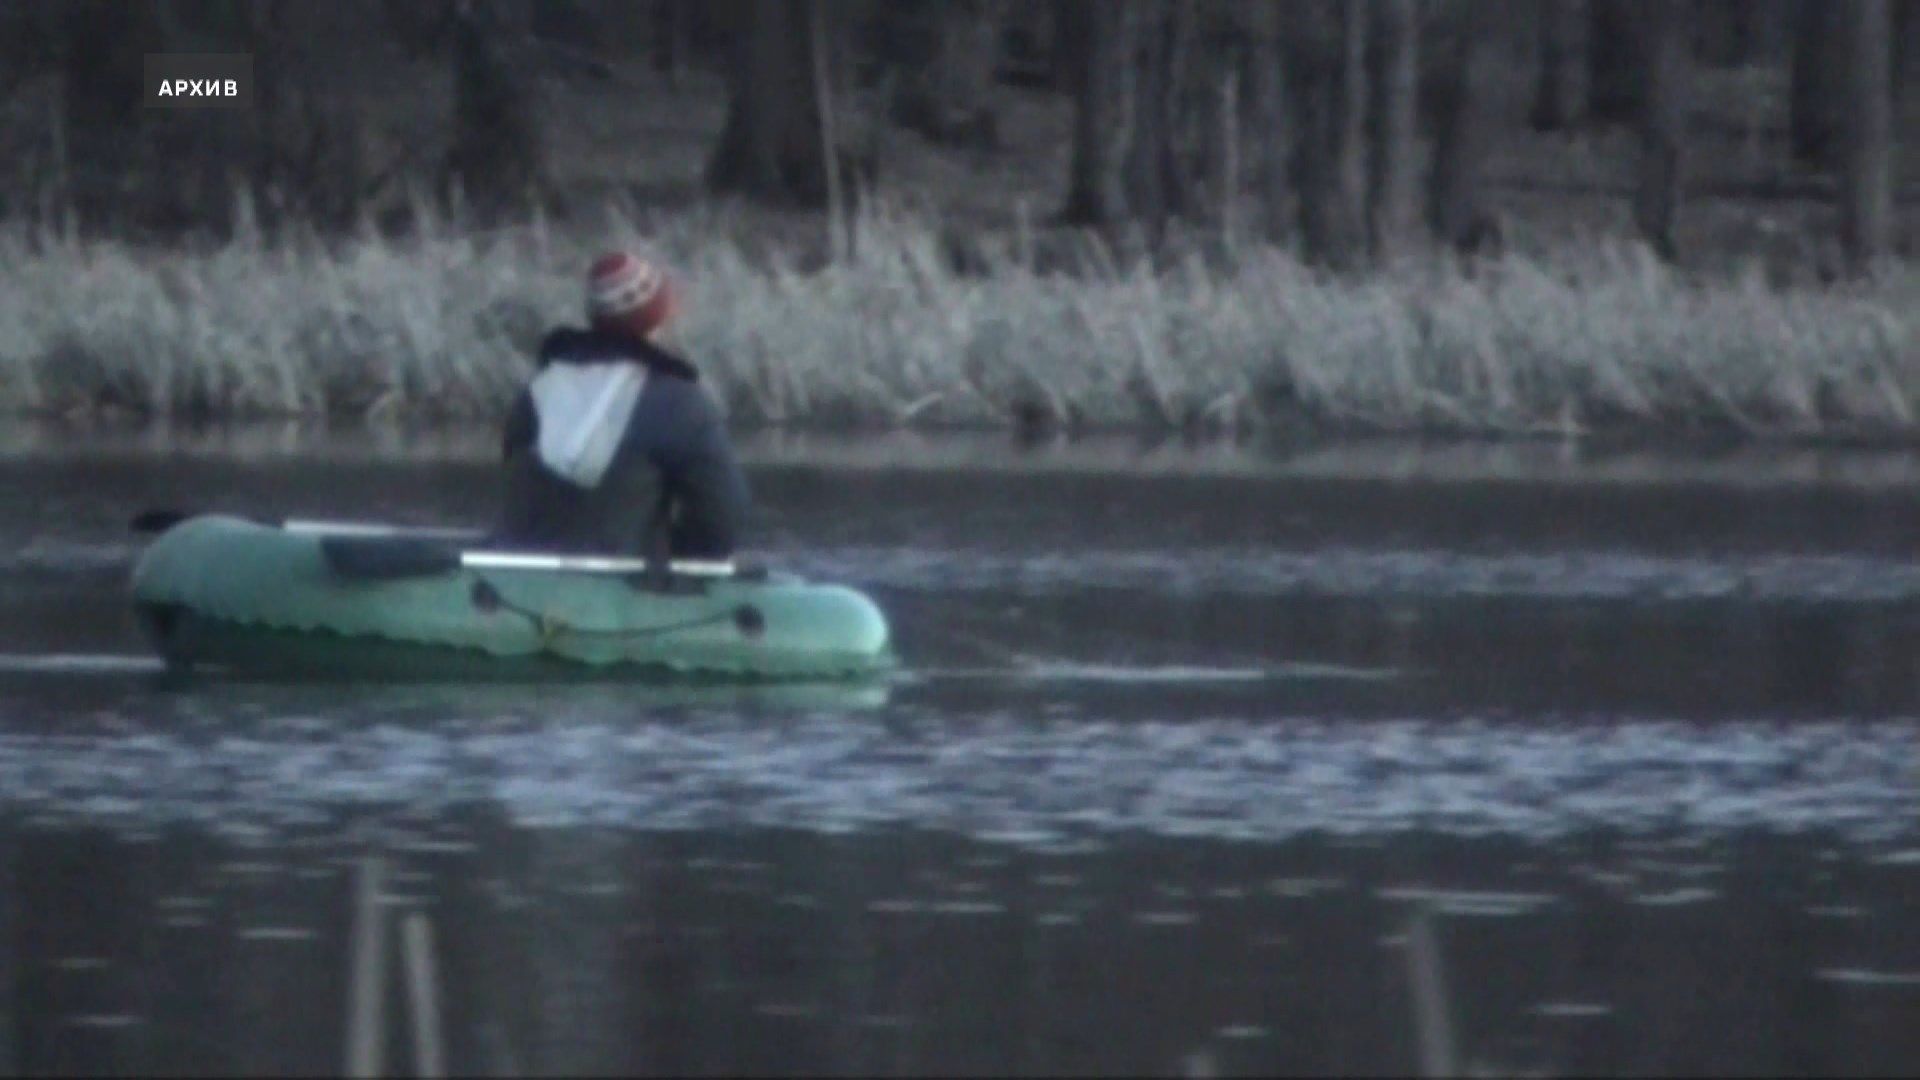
[{"xmin": 585, "ymin": 251, "xmax": 679, "ymax": 337}]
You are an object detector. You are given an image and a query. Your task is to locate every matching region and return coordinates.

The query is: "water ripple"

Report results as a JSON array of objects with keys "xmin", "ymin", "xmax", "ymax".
[
  {"xmin": 0, "ymin": 713, "xmax": 1912, "ymax": 850},
  {"xmin": 776, "ymin": 545, "xmax": 1920, "ymax": 604}
]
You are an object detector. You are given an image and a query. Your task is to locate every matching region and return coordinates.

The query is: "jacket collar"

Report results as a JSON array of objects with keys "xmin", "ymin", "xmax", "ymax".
[{"xmin": 536, "ymin": 326, "xmax": 701, "ymax": 383}]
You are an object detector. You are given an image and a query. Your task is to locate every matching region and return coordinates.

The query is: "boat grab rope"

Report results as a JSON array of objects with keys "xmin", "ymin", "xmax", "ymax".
[{"xmin": 469, "ymin": 577, "xmax": 764, "ymax": 645}]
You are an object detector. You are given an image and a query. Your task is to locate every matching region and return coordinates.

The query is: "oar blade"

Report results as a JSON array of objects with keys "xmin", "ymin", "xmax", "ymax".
[{"xmin": 319, "ymin": 536, "xmax": 465, "ymax": 581}]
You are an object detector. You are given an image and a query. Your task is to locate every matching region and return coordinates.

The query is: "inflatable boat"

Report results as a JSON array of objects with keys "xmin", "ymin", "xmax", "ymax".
[{"xmin": 129, "ymin": 514, "xmax": 894, "ymax": 682}]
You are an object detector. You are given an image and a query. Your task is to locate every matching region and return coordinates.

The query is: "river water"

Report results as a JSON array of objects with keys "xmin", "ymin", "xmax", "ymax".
[{"xmin": 0, "ymin": 425, "xmax": 1916, "ymax": 1077}]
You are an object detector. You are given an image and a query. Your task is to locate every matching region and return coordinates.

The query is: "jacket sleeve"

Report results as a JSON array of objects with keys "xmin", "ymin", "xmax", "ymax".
[
  {"xmin": 664, "ymin": 386, "xmax": 751, "ymax": 557},
  {"xmin": 501, "ymin": 388, "xmax": 536, "ymax": 462}
]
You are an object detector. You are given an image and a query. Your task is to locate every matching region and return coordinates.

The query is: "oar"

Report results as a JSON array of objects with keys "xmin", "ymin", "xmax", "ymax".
[
  {"xmin": 318, "ymin": 535, "xmax": 738, "ymax": 581},
  {"xmin": 135, "ymin": 509, "xmax": 749, "ymax": 580},
  {"xmin": 131, "ymin": 508, "xmax": 484, "ymax": 542}
]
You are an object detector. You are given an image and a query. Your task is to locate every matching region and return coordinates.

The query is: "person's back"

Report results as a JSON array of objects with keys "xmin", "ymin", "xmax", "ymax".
[{"xmin": 495, "ymin": 252, "xmax": 749, "ymax": 559}]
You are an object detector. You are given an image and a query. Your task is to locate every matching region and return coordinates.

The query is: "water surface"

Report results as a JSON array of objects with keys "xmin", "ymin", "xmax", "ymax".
[{"xmin": 1, "ymin": 426, "xmax": 1917, "ymax": 1076}]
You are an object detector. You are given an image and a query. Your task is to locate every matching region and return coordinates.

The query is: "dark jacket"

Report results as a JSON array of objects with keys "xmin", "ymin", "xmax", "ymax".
[{"xmin": 495, "ymin": 327, "xmax": 750, "ymax": 559}]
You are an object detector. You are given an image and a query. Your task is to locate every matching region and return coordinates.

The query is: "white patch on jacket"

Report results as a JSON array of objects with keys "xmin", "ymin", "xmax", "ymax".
[{"xmin": 528, "ymin": 362, "xmax": 649, "ymax": 488}]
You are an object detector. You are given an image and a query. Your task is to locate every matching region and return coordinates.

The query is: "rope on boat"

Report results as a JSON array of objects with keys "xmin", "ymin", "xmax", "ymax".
[{"xmin": 469, "ymin": 577, "xmax": 763, "ymax": 644}]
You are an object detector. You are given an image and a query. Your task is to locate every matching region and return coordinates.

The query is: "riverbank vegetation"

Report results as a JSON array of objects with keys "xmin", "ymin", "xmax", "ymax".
[
  {"xmin": 4, "ymin": 197, "xmax": 1915, "ymax": 440},
  {"xmin": 0, "ymin": 1, "xmax": 1914, "ymax": 440}
]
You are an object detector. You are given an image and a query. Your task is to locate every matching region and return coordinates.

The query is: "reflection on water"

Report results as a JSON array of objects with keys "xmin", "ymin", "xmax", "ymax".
[
  {"xmin": 2, "ymin": 816, "xmax": 1917, "ymax": 1077},
  {"xmin": 3, "ymin": 429, "xmax": 1920, "ymax": 1076}
]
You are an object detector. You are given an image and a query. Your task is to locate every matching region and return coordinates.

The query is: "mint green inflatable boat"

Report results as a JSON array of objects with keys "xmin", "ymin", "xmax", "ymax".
[{"xmin": 130, "ymin": 515, "xmax": 894, "ymax": 682}]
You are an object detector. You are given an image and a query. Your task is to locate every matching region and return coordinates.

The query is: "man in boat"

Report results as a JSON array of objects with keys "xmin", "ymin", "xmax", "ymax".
[{"xmin": 495, "ymin": 251, "xmax": 750, "ymax": 562}]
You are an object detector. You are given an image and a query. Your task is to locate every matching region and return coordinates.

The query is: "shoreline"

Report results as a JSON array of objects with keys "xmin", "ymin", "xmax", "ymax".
[
  {"xmin": 3, "ymin": 201, "xmax": 1914, "ymax": 445},
  {"xmin": 16, "ymin": 407, "xmax": 1920, "ymax": 449},
  {"xmin": 12, "ymin": 416, "xmax": 1920, "ymax": 492}
]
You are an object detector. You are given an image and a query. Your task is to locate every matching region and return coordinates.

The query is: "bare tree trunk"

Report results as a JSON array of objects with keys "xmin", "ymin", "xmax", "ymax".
[
  {"xmin": 1244, "ymin": 1, "xmax": 1292, "ymax": 240},
  {"xmin": 1367, "ymin": 0, "xmax": 1420, "ymax": 262},
  {"xmin": 1529, "ymin": 0, "xmax": 1584, "ymax": 131},
  {"xmin": 1125, "ymin": 0, "xmax": 1193, "ymax": 230},
  {"xmin": 1290, "ymin": 46, "xmax": 1336, "ymax": 261},
  {"xmin": 1633, "ymin": 1, "xmax": 1690, "ymax": 263},
  {"xmin": 1428, "ymin": 2, "xmax": 1498, "ymax": 256},
  {"xmin": 1840, "ymin": 0, "xmax": 1894, "ymax": 273},
  {"xmin": 1291, "ymin": 0, "xmax": 1369, "ymax": 267},
  {"xmin": 706, "ymin": 0, "xmax": 846, "ymax": 208},
  {"xmin": 1334, "ymin": 0, "xmax": 1370, "ymax": 238},
  {"xmin": 1721, "ymin": 0, "xmax": 1802, "ymax": 65},
  {"xmin": 652, "ymin": 0, "xmax": 692, "ymax": 87},
  {"xmin": 1166, "ymin": 0, "xmax": 1205, "ymax": 219},
  {"xmin": 1696, "ymin": 0, "xmax": 1745, "ymax": 65},
  {"xmin": 448, "ymin": 0, "xmax": 545, "ymax": 216},
  {"xmin": 891, "ymin": 0, "xmax": 1003, "ymax": 152},
  {"xmin": 1894, "ymin": 0, "xmax": 1919, "ymax": 99},
  {"xmin": 235, "ymin": 3, "xmax": 400, "ymax": 233},
  {"xmin": 1205, "ymin": 66, "xmax": 1241, "ymax": 227},
  {"xmin": 1049, "ymin": 0, "xmax": 1085, "ymax": 91},
  {"xmin": 1754, "ymin": 0, "xmax": 1799, "ymax": 63},
  {"xmin": 56, "ymin": 0, "xmax": 165, "ymax": 231},
  {"xmin": 1191, "ymin": 5, "xmax": 1252, "ymax": 227},
  {"xmin": 708, "ymin": 0, "xmax": 801, "ymax": 201},
  {"xmin": 1791, "ymin": 0, "xmax": 1848, "ymax": 167},
  {"xmin": 1587, "ymin": 0, "xmax": 1641, "ymax": 126},
  {"xmin": 58, "ymin": 0, "xmax": 331, "ymax": 235},
  {"xmin": 1710, "ymin": 0, "xmax": 1797, "ymax": 66},
  {"xmin": 1288, "ymin": 18, "xmax": 1337, "ymax": 262},
  {"xmin": 952, "ymin": 1, "xmax": 1006, "ymax": 148},
  {"xmin": 250, "ymin": 3, "xmax": 332, "ymax": 224},
  {"xmin": 944, "ymin": 0, "xmax": 1006, "ymax": 151},
  {"xmin": 1059, "ymin": 0, "xmax": 1138, "ymax": 225},
  {"xmin": 0, "ymin": 3, "xmax": 57, "ymax": 98},
  {"xmin": 525, "ymin": 0, "xmax": 599, "ymax": 50},
  {"xmin": 1727, "ymin": 0, "xmax": 1762, "ymax": 64},
  {"xmin": 810, "ymin": 0, "xmax": 845, "ymax": 260}
]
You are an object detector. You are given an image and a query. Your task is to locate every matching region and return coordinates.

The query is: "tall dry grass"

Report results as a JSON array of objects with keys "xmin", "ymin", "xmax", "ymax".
[{"xmin": 0, "ymin": 193, "xmax": 1913, "ymax": 440}]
